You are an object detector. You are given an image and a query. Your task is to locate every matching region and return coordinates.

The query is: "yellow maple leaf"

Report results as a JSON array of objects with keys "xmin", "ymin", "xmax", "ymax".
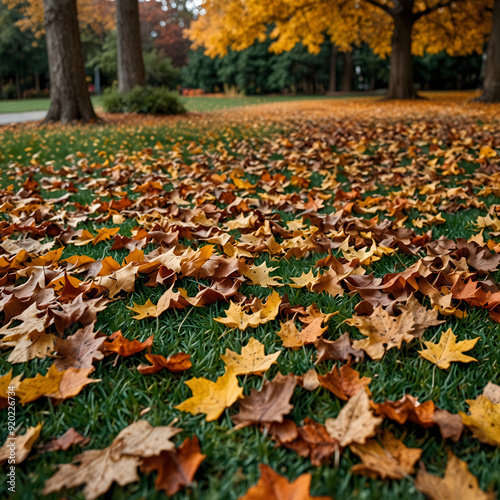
[
  {"xmin": 459, "ymin": 395, "xmax": 500, "ymax": 447},
  {"xmin": 418, "ymin": 328, "xmax": 479, "ymax": 370},
  {"xmin": 215, "ymin": 291, "xmax": 281, "ymax": 331},
  {"xmin": 241, "ymin": 262, "xmax": 282, "ymax": 287},
  {"xmin": 127, "ymin": 299, "xmax": 158, "ymax": 320},
  {"xmin": 220, "ymin": 337, "xmax": 280, "ymax": 375},
  {"xmin": 174, "ymin": 367, "xmax": 243, "ymax": 421}
]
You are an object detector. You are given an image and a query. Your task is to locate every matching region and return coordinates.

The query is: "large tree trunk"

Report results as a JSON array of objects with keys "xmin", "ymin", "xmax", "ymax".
[
  {"xmin": 341, "ymin": 52, "xmax": 353, "ymax": 92},
  {"xmin": 386, "ymin": 7, "xmax": 418, "ymax": 99},
  {"xmin": 43, "ymin": 0, "xmax": 97, "ymax": 123},
  {"xmin": 477, "ymin": 0, "xmax": 500, "ymax": 102},
  {"xmin": 327, "ymin": 44, "xmax": 337, "ymax": 94},
  {"xmin": 116, "ymin": 0, "xmax": 146, "ymax": 93}
]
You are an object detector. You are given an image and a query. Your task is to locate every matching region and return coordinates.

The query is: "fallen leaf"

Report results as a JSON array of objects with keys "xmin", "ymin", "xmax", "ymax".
[
  {"xmin": 459, "ymin": 395, "xmax": 500, "ymax": 447},
  {"xmin": 175, "ymin": 367, "xmax": 243, "ymax": 421},
  {"xmin": 318, "ymin": 364, "xmax": 371, "ymax": 401},
  {"xmin": 418, "ymin": 328, "xmax": 479, "ymax": 369},
  {"xmin": 137, "ymin": 352, "xmax": 192, "ymax": 374},
  {"xmin": 39, "ymin": 428, "xmax": 86, "ymax": 453},
  {"xmin": 104, "ymin": 330, "xmax": 154, "ymax": 356},
  {"xmin": 314, "ymin": 333, "xmax": 364, "ymax": 364},
  {"xmin": 220, "ymin": 337, "xmax": 280, "ymax": 375},
  {"xmin": 0, "ymin": 423, "xmax": 43, "ymax": 464}
]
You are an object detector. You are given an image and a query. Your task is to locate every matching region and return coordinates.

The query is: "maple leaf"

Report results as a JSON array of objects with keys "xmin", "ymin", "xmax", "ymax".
[
  {"xmin": 241, "ymin": 262, "xmax": 282, "ymax": 287},
  {"xmin": 175, "ymin": 367, "xmax": 243, "ymax": 421},
  {"xmin": 137, "ymin": 353, "xmax": 192, "ymax": 374},
  {"xmin": 314, "ymin": 333, "xmax": 364, "ymax": 364},
  {"xmin": 7, "ymin": 330, "xmax": 56, "ymax": 364},
  {"xmin": 277, "ymin": 318, "xmax": 327, "ymax": 349},
  {"xmin": 104, "ymin": 331, "xmax": 154, "ymax": 356},
  {"xmin": 0, "ymin": 423, "xmax": 43, "ymax": 465},
  {"xmin": 350, "ymin": 430, "xmax": 422, "ymax": 479},
  {"xmin": 127, "ymin": 286, "xmax": 187, "ymax": 319},
  {"xmin": 43, "ymin": 420, "xmax": 181, "ymax": 500},
  {"xmin": 53, "ymin": 323, "xmax": 105, "ymax": 370},
  {"xmin": 281, "ymin": 418, "xmax": 339, "ymax": 466},
  {"xmin": 418, "ymin": 328, "xmax": 479, "ymax": 369},
  {"xmin": 215, "ymin": 291, "xmax": 281, "ymax": 331},
  {"xmin": 39, "ymin": 428, "xmax": 87, "ymax": 453},
  {"xmin": 459, "ymin": 395, "xmax": 500, "ymax": 447},
  {"xmin": 318, "ymin": 364, "xmax": 371, "ymax": 401},
  {"xmin": 415, "ymin": 450, "xmax": 494, "ymax": 500},
  {"xmin": 141, "ymin": 436, "xmax": 205, "ymax": 496},
  {"xmin": 325, "ymin": 389, "xmax": 383, "ymax": 447},
  {"xmin": 232, "ymin": 373, "xmax": 297, "ymax": 428},
  {"xmin": 238, "ymin": 464, "xmax": 332, "ymax": 500},
  {"xmin": 220, "ymin": 337, "xmax": 280, "ymax": 375}
]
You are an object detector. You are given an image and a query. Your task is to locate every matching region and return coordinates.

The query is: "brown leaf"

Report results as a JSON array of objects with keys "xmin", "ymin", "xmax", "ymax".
[
  {"xmin": 141, "ymin": 436, "xmax": 205, "ymax": 496},
  {"xmin": 350, "ymin": 430, "xmax": 422, "ymax": 479},
  {"xmin": 0, "ymin": 423, "xmax": 43, "ymax": 464},
  {"xmin": 39, "ymin": 428, "xmax": 86, "ymax": 453},
  {"xmin": 54, "ymin": 323, "xmax": 105, "ymax": 371},
  {"xmin": 104, "ymin": 330, "xmax": 154, "ymax": 357},
  {"xmin": 318, "ymin": 364, "xmax": 371, "ymax": 401},
  {"xmin": 314, "ymin": 333, "xmax": 364, "ymax": 364},
  {"xmin": 415, "ymin": 451, "xmax": 494, "ymax": 500},
  {"xmin": 137, "ymin": 352, "xmax": 192, "ymax": 375},
  {"xmin": 232, "ymin": 374, "xmax": 297, "ymax": 428}
]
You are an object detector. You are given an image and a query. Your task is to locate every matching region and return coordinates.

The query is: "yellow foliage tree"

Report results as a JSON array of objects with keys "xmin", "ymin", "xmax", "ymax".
[{"xmin": 187, "ymin": 0, "xmax": 493, "ymax": 99}]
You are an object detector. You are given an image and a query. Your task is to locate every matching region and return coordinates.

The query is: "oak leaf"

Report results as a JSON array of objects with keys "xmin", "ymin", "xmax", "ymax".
[
  {"xmin": 415, "ymin": 451, "xmax": 494, "ymax": 500},
  {"xmin": 325, "ymin": 389, "xmax": 382, "ymax": 447},
  {"xmin": 175, "ymin": 367, "xmax": 243, "ymax": 421},
  {"xmin": 220, "ymin": 337, "xmax": 280, "ymax": 375},
  {"xmin": 418, "ymin": 328, "xmax": 479, "ymax": 369}
]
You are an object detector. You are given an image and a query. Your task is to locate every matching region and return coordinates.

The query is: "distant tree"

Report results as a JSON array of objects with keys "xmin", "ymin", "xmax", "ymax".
[
  {"xmin": 116, "ymin": 0, "xmax": 146, "ymax": 93},
  {"xmin": 187, "ymin": 0, "xmax": 493, "ymax": 100}
]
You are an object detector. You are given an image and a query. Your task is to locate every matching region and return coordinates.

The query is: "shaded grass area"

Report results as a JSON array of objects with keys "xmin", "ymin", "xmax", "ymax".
[{"xmin": 0, "ymin": 115, "xmax": 499, "ymax": 500}]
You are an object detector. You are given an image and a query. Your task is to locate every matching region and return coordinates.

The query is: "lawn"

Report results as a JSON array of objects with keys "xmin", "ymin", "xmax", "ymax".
[
  {"xmin": 0, "ymin": 96, "xmax": 499, "ymax": 500},
  {"xmin": 0, "ymin": 93, "xmax": 370, "ymax": 115}
]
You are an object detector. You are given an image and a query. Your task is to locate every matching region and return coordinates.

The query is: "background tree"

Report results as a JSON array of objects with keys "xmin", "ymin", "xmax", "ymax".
[
  {"xmin": 42, "ymin": 0, "xmax": 97, "ymax": 122},
  {"xmin": 116, "ymin": 0, "xmax": 146, "ymax": 92},
  {"xmin": 187, "ymin": 0, "xmax": 493, "ymax": 99}
]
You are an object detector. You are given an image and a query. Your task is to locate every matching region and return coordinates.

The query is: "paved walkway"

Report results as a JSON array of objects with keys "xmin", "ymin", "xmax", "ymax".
[{"xmin": 0, "ymin": 111, "xmax": 46, "ymax": 125}]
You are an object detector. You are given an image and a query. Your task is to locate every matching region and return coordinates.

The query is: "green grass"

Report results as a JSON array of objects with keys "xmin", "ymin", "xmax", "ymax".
[
  {"xmin": 0, "ymin": 93, "xmax": 370, "ymax": 115},
  {"xmin": 0, "ymin": 106, "xmax": 499, "ymax": 500}
]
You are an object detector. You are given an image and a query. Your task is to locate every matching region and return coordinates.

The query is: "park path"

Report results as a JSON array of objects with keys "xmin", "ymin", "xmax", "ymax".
[{"xmin": 0, "ymin": 111, "xmax": 46, "ymax": 125}]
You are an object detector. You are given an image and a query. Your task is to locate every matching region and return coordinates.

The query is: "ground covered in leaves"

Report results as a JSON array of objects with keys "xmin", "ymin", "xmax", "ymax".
[{"xmin": 0, "ymin": 94, "xmax": 499, "ymax": 499}]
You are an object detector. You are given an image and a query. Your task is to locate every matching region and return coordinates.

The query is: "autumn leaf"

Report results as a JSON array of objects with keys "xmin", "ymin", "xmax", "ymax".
[
  {"xmin": 39, "ymin": 428, "xmax": 87, "ymax": 453},
  {"xmin": 459, "ymin": 395, "xmax": 500, "ymax": 447},
  {"xmin": 314, "ymin": 333, "xmax": 364, "ymax": 364},
  {"xmin": 215, "ymin": 291, "xmax": 281, "ymax": 330},
  {"xmin": 277, "ymin": 318, "xmax": 327, "ymax": 349},
  {"xmin": 175, "ymin": 367, "xmax": 243, "ymax": 421},
  {"xmin": 318, "ymin": 364, "xmax": 371, "ymax": 401},
  {"xmin": 238, "ymin": 464, "xmax": 332, "ymax": 500},
  {"xmin": 0, "ymin": 423, "xmax": 43, "ymax": 464},
  {"xmin": 418, "ymin": 328, "xmax": 479, "ymax": 369},
  {"xmin": 232, "ymin": 373, "xmax": 297, "ymax": 428},
  {"xmin": 104, "ymin": 330, "xmax": 154, "ymax": 356},
  {"xmin": 325, "ymin": 389, "xmax": 383, "ymax": 447},
  {"xmin": 350, "ymin": 430, "xmax": 422, "ymax": 479},
  {"xmin": 137, "ymin": 352, "xmax": 192, "ymax": 375},
  {"xmin": 242, "ymin": 262, "xmax": 282, "ymax": 287},
  {"xmin": 415, "ymin": 450, "xmax": 494, "ymax": 500},
  {"xmin": 141, "ymin": 436, "xmax": 205, "ymax": 495},
  {"xmin": 221, "ymin": 337, "xmax": 280, "ymax": 375}
]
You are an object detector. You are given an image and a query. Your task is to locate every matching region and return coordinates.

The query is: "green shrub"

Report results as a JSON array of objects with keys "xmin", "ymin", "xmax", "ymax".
[{"xmin": 102, "ymin": 86, "xmax": 186, "ymax": 115}]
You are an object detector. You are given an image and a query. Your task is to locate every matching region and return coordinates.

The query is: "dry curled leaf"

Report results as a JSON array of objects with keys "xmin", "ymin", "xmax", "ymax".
[{"xmin": 137, "ymin": 352, "xmax": 192, "ymax": 375}]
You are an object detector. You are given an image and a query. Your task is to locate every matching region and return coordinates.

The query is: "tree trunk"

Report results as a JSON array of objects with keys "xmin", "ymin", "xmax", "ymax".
[
  {"xmin": 386, "ymin": 7, "xmax": 418, "ymax": 99},
  {"xmin": 43, "ymin": 0, "xmax": 97, "ymax": 123},
  {"xmin": 116, "ymin": 0, "xmax": 146, "ymax": 93},
  {"xmin": 341, "ymin": 52, "xmax": 353, "ymax": 92},
  {"xmin": 327, "ymin": 44, "xmax": 337, "ymax": 94},
  {"xmin": 477, "ymin": 0, "xmax": 500, "ymax": 102},
  {"xmin": 15, "ymin": 75, "xmax": 21, "ymax": 99}
]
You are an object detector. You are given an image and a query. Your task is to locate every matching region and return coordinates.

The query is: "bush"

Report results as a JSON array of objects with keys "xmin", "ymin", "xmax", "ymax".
[{"xmin": 102, "ymin": 86, "xmax": 186, "ymax": 115}]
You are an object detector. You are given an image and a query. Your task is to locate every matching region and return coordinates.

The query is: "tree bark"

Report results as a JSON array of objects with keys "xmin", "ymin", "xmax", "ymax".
[
  {"xmin": 341, "ymin": 52, "xmax": 353, "ymax": 92},
  {"xmin": 116, "ymin": 0, "xmax": 146, "ymax": 93},
  {"xmin": 477, "ymin": 0, "xmax": 500, "ymax": 102},
  {"xmin": 43, "ymin": 0, "xmax": 97, "ymax": 123},
  {"xmin": 327, "ymin": 44, "xmax": 337, "ymax": 94},
  {"xmin": 386, "ymin": 6, "xmax": 418, "ymax": 99}
]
